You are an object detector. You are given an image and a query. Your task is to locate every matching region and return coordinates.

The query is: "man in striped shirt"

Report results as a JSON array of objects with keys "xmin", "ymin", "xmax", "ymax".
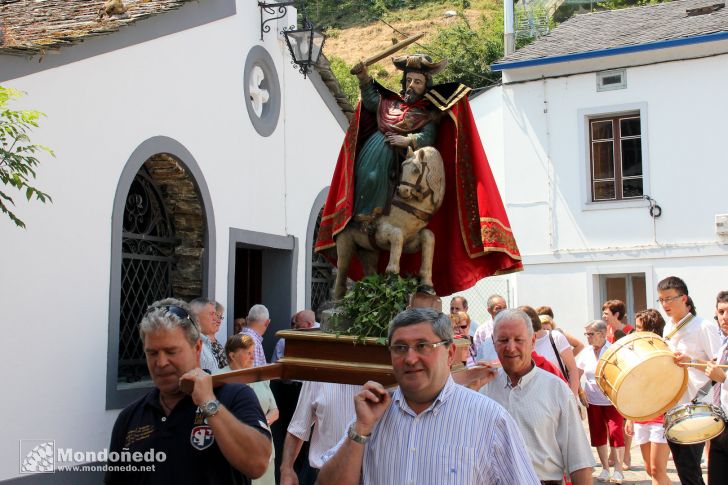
[
  {"xmin": 480, "ymin": 309, "xmax": 594, "ymax": 485},
  {"xmin": 240, "ymin": 304, "xmax": 270, "ymax": 367},
  {"xmin": 318, "ymin": 308, "xmax": 539, "ymax": 485}
]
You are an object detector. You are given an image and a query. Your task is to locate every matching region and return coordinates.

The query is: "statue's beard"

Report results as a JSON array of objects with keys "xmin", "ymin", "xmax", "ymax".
[{"xmin": 403, "ymin": 88, "xmax": 424, "ymax": 104}]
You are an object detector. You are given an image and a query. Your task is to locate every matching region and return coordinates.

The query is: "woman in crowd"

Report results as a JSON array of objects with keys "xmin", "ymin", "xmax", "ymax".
[
  {"xmin": 577, "ymin": 319, "xmax": 626, "ymax": 484},
  {"xmin": 601, "ymin": 299, "xmax": 634, "ymax": 468},
  {"xmin": 624, "ymin": 309, "xmax": 670, "ymax": 485},
  {"xmin": 537, "ymin": 310, "xmax": 585, "ymax": 357},
  {"xmin": 220, "ymin": 334, "xmax": 278, "ymax": 485},
  {"xmin": 530, "ymin": 305, "xmax": 581, "ymax": 399},
  {"xmin": 450, "ymin": 311, "xmax": 477, "ymax": 367},
  {"xmin": 602, "ymin": 300, "xmax": 634, "ymax": 343}
]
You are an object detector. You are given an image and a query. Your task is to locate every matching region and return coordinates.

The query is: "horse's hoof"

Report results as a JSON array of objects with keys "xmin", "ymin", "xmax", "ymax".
[{"xmin": 416, "ymin": 284, "xmax": 436, "ymax": 295}]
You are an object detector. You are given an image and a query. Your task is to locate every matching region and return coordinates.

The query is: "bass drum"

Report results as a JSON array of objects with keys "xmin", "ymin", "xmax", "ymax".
[
  {"xmin": 596, "ymin": 332, "xmax": 688, "ymax": 421},
  {"xmin": 664, "ymin": 403, "xmax": 727, "ymax": 444}
]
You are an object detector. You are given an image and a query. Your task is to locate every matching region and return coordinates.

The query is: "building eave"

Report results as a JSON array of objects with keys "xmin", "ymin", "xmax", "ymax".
[{"xmin": 491, "ymin": 30, "xmax": 728, "ymax": 72}]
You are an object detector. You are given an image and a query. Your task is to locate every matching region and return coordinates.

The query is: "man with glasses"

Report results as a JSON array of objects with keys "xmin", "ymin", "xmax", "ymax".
[
  {"xmin": 480, "ymin": 309, "xmax": 594, "ymax": 485},
  {"xmin": 189, "ymin": 297, "xmax": 221, "ymax": 371},
  {"xmin": 317, "ymin": 308, "xmax": 538, "ymax": 485},
  {"xmin": 105, "ymin": 298, "xmax": 272, "ymax": 485},
  {"xmin": 658, "ymin": 276, "xmax": 721, "ymax": 485}
]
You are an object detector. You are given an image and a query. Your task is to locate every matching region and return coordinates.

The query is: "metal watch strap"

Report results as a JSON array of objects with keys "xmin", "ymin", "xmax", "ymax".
[
  {"xmin": 347, "ymin": 423, "xmax": 370, "ymax": 444},
  {"xmin": 201, "ymin": 399, "xmax": 221, "ymax": 418}
]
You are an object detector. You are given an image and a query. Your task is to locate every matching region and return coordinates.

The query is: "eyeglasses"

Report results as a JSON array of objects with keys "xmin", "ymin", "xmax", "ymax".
[
  {"xmin": 389, "ymin": 340, "xmax": 451, "ymax": 356},
  {"xmin": 584, "ymin": 332, "xmax": 600, "ymax": 337},
  {"xmin": 657, "ymin": 295, "xmax": 683, "ymax": 304}
]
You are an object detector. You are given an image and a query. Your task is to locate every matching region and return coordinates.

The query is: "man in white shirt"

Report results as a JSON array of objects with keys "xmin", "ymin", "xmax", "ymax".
[
  {"xmin": 480, "ymin": 309, "xmax": 594, "ymax": 485},
  {"xmin": 318, "ymin": 308, "xmax": 539, "ymax": 485},
  {"xmin": 702, "ymin": 290, "xmax": 728, "ymax": 484},
  {"xmin": 279, "ymin": 382, "xmax": 358, "ymax": 485},
  {"xmin": 472, "ymin": 293, "xmax": 507, "ymax": 352},
  {"xmin": 659, "ymin": 276, "xmax": 721, "ymax": 485}
]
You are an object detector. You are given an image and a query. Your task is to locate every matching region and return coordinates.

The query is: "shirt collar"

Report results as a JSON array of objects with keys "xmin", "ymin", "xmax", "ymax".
[
  {"xmin": 392, "ymin": 375, "xmax": 454, "ymax": 417},
  {"xmin": 241, "ymin": 327, "xmax": 263, "ymax": 342},
  {"xmin": 504, "ymin": 362, "xmax": 537, "ymax": 390}
]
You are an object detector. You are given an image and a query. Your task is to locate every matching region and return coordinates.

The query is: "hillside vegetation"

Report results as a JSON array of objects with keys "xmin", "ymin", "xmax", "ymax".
[{"xmin": 307, "ymin": 0, "xmax": 653, "ymax": 106}]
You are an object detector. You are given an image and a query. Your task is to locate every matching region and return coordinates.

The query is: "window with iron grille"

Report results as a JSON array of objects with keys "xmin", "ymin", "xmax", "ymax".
[
  {"xmin": 119, "ymin": 167, "xmax": 176, "ymax": 384},
  {"xmin": 310, "ymin": 208, "xmax": 335, "ymax": 315},
  {"xmin": 589, "ymin": 112, "xmax": 643, "ymax": 201}
]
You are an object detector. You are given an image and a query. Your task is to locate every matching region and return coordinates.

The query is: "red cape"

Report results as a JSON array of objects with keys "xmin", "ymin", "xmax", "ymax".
[{"xmin": 315, "ymin": 86, "xmax": 522, "ymax": 296}]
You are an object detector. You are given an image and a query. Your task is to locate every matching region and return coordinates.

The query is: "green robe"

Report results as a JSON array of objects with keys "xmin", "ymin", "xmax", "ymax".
[{"xmin": 353, "ymin": 82, "xmax": 438, "ymax": 218}]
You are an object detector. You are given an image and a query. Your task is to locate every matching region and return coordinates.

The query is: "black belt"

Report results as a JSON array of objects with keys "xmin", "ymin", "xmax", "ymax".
[{"xmin": 541, "ymin": 481, "xmax": 562, "ymax": 485}]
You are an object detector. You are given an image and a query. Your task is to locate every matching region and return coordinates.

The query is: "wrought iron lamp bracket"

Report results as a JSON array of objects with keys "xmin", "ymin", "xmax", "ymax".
[{"xmin": 258, "ymin": 1, "xmax": 297, "ymax": 40}]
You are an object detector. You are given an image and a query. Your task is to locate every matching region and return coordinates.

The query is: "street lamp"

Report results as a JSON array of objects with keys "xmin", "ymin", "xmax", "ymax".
[
  {"xmin": 282, "ymin": 18, "xmax": 326, "ymax": 78},
  {"xmin": 258, "ymin": 0, "xmax": 325, "ymax": 78}
]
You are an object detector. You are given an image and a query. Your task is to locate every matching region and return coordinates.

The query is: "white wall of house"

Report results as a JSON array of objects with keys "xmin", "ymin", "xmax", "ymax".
[
  {"xmin": 0, "ymin": 1, "xmax": 342, "ymax": 479},
  {"xmin": 472, "ymin": 48, "xmax": 728, "ymax": 337}
]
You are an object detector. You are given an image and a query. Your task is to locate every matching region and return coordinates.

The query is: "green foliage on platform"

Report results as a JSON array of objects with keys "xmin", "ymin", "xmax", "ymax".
[{"xmin": 332, "ymin": 273, "xmax": 419, "ymax": 344}]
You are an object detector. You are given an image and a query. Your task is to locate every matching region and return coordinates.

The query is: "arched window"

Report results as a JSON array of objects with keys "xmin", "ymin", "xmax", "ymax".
[
  {"xmin": 108, "ymin": 137, "xmax": 215, "ymax": 409},
  {"xmin": 306, "ymin": 188, "xmax": 335, "ymax": 317},
  {"xmin": 310, "ymin": 207, "xmax": 336, "ymax": 315}
]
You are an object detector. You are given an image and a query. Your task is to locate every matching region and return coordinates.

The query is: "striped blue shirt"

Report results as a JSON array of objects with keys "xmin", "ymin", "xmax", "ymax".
[{"xmin": 325, "ymin": 377, "xmax": 539, "ymax": 485}]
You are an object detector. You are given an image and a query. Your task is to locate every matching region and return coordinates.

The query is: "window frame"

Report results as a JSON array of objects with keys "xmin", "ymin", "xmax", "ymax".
[{"xmin": 578, "ymin": 103, "xmax": 650, "ymax": 211}]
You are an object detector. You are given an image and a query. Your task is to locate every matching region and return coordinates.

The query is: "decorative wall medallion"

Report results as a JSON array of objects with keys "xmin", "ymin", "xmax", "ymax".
[{"xmin": 244, "ymin": 45, "xmax": 281, "ymax": 137}]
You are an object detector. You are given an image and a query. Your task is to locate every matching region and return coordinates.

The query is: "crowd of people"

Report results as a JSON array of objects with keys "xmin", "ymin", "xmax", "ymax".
[{"xmin": 104, "ymin": 274, "xmax": 728, "ymax": 485}]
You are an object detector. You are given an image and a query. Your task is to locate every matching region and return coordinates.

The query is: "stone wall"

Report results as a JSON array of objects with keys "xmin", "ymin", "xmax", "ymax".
[{"xmin": 144, "ymin": 154, "xmax": 205, "ymax": 302}]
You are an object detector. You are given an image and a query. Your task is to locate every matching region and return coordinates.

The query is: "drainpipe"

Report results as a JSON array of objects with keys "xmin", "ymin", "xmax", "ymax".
[{"xmin": 504, "ymin": 0, "xmax": 515, "ymax": 56}]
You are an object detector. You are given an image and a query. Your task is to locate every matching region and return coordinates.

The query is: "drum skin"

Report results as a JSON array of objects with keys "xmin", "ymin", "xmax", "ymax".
[
  {"xmin": 664, "ymin": 403, "xmax": 726, "ymax": 444},
  {"xmin": 595, "ymin": 332, "xmax": 688, "ymax": 421}
]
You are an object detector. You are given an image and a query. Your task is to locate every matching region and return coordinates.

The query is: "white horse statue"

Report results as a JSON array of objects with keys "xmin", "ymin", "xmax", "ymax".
[{"xmin": 333, "ymin": 146, "xmax": 446, "ymax": 300}]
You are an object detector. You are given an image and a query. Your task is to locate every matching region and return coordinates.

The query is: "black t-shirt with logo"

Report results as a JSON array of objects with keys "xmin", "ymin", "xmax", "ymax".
[{"xmin": 105, "ymin": 383, "xmax": 271, "ymax": 485}]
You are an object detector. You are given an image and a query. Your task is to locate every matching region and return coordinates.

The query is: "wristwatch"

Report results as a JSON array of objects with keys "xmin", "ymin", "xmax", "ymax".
[
  {"xmin": 200, "ymin": 399, "xmax": 221, "ymax": 418},
  {"xmin": 347, "ymin": 423, "xmax": 370, "ymax": 445}
]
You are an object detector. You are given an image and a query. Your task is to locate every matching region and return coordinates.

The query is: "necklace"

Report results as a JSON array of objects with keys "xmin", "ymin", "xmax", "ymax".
[{"xmin": 159, "ymin": 393, "xmax": 174, "ymax": 415}]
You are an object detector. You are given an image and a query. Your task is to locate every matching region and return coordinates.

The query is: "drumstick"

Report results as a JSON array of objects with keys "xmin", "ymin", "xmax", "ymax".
[{"xmin": 679, "ymin": 362, "xmax": 728, "ymax": 369}]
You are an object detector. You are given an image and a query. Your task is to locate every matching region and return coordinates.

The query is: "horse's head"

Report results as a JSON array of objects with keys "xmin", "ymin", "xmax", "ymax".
[{"xmin": 397, "ymin": 147, "xmax": 444, "ymax": 210}]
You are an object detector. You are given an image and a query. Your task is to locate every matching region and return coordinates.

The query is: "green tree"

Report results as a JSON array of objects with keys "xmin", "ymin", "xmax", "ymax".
[
  {"xmin": 421, "ymin": 12, "xmax": 504, "ymax": 89},
  {"xmin": 328, "ymin": 56, "xmax": 361, "ymax": 108},
  {"xmin": 0, "ymin": 86, "xmax": 54, "ymax": 228}
]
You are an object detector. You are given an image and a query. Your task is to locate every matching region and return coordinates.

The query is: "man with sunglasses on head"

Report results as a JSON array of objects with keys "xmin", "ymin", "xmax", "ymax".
[
  {"xmin": 658, "ymin": 276, "xmax": 721, "ymax": 485},
  {"xmin": 317, "ymin": 308, "xmax": 538, "ymax": 485},
  {"xmin": 105, "ymin": 298, "xmax": 273, "ymax": 485}
]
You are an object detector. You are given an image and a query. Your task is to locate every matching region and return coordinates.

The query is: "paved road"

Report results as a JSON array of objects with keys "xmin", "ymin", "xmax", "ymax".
[{"xmin": 584, "ymin": 420, "xmax": 709, "ymax": 484}]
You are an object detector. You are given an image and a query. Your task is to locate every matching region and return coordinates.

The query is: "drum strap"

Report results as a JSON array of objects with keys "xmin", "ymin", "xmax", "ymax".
[
  {"xmin": 664, "ymin": 313, "xmax": 694, "ymax": 341},
  {"xmin": 692, "ymin": 380, "xmax": 716, "ymax": 405}
]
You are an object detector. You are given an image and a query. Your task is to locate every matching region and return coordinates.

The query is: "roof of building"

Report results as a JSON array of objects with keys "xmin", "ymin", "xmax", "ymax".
[
  {"xmin": 0, "ymin": 0, "xmax": 354, "ymax": 120},
  {"xmin": 497, "ymin": 0, "xmax": 728, "ymax": 67},
  {"xmin": 0, "ymin": 0, "xmax": 195, "ymax": 55}
]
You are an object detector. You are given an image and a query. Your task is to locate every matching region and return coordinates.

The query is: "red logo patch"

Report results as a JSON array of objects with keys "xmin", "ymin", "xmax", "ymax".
[{"xmin": 190, "ymin": 425, "xmax": 214, "ymax": 450}]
